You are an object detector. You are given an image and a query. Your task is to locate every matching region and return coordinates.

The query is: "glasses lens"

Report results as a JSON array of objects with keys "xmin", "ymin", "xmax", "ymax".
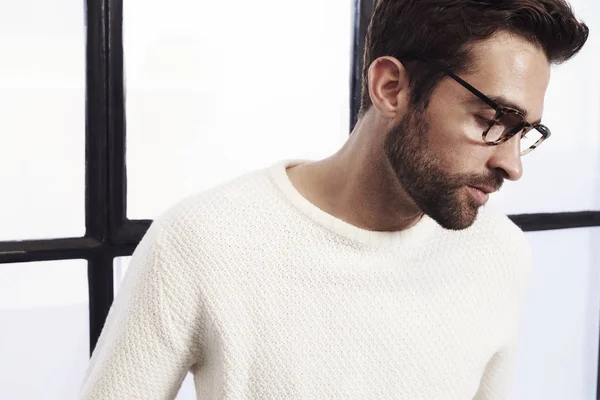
[
  {"xmin": 484, "ymin": 109, "xmax": 526, "ymax": 143},
  {"xmin": 484, "ymin": 110, "xmax": 548, "ymax": 155},
  {"xmin": 520, "ymin": 127, "xmax": 544, "ymax": 154}
]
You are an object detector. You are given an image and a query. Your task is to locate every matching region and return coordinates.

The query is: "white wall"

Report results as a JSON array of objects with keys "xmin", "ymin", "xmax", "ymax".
[
  {"xmin": 510, "ymin": 228, "xmax": 600, "ymax": 399},
  {"xmin": 0, "ymin": 0, "xmax": 598, "ymax": 399}
]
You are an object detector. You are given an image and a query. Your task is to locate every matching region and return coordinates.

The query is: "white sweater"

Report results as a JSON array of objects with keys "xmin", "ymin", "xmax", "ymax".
[{"xmin": 81, "ymin": 159, "xmax": 532, "ymax": 400}]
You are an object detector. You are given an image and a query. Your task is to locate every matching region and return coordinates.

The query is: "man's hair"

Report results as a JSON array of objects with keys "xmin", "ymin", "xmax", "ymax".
[{"xmin": 359, "ymin": 0, "xmax": 589, "ymax": 116}]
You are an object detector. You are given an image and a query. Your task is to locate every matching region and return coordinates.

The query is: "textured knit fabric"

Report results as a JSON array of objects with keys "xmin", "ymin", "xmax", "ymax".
[{"xmin": 80, "ymin": 159, "xmax": 533, "ymax": 400}]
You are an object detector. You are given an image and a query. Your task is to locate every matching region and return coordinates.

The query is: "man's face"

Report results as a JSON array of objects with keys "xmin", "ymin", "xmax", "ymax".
[{"xmin": 383, "ymin": 32, "xmax": 550, "ymax": 230}]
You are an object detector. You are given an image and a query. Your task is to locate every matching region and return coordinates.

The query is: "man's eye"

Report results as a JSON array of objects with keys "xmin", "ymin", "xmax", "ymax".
[{"xmin": 475, "ymin": 115, "xmax": 494, "ymax": 126}]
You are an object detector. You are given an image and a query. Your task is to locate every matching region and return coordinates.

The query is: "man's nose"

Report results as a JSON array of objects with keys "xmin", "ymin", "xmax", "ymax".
[{"xmin": 486, "ymin": 134, "xmax": 523, "ymax": 181}]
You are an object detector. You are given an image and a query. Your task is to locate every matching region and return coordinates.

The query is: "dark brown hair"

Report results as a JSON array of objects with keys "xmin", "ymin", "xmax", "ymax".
[{"xmin": 359, "ymin": 0, "xmax": 589, "ymax": 116}]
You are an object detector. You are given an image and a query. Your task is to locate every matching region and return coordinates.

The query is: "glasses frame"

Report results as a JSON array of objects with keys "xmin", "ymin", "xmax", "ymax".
[{"xmin": 417, "ymin": 58, "xmax": 551, "ymax": 156}]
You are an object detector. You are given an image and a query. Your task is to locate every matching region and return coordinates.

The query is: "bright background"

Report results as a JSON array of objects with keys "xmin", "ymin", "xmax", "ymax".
[{"xmin": 0, "ymin": 0, "xmax": 598, "ymax": 398}]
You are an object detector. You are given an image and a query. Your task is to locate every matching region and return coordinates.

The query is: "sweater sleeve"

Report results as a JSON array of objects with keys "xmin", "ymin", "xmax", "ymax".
[
  {"xmin": 474, "ymin": 220, "xmax": 532, "ymax": 400},
  {"xmin": 80, "ymin": 220, "xmax": 205, "ymax": 400},
  {"xmin": 472, "ymin": 343, "xmax": 518, "ymax": 400}
]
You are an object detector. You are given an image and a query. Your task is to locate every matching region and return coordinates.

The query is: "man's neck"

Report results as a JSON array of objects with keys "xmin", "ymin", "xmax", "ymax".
[{"xmin": 285, "ymin": 133, "xmax": 423, "ymax": 233}]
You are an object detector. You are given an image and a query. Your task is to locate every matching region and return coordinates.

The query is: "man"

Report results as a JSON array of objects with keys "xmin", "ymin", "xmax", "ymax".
[{"xmin": 81, "ymin": 0, "xmax": 589, "ymax": 399}]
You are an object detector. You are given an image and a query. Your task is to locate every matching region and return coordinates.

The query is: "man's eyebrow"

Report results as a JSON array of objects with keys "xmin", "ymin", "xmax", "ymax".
[{"xmin": 467, "ymin": 95, "xmax": 542, "ymax": 124}]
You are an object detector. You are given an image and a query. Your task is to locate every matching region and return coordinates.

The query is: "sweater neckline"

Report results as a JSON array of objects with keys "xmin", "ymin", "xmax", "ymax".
[{"xmin": 268, "ymin": 159, "xmax": 439, "ymax": 249}]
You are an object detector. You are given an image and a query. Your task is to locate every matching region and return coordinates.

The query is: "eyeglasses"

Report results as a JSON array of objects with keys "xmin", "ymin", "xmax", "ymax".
[{"xmin": 422, "ymin": 59, "xmax": 551, "ymax": 156}]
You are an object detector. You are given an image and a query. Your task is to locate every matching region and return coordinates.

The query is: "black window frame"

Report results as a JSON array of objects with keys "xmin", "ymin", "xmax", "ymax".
[{"xmin": 0, "ymin": 0, "xmax": 598, "ymax": 397}]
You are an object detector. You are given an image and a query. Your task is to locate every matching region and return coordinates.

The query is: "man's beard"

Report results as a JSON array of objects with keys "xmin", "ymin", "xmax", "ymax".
[{"xmin": 383, "ymin": 106, "xmax": 503, "ymax": 231}]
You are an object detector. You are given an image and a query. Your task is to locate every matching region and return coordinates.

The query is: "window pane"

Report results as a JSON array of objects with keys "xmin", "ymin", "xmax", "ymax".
[
  {"xmin": 0, "ymin": 259, "xmax": 89, "ymax": 400},
  {"xmin": 113, "ymin": 256, "xmax": 132, "ymax": 297},
  {"xmin": 125, "ymin": 0, "xmax": 352, "ymax": 219},
  {"xmin": 0, "ymin": 1, "xmax": 85, "ymax": 241},
  {"xmin": 114, "ymin": 256, "xmax": 195, "ymax": 399},
  {"xmin": 510, "ymin": 227, "xmax": 600, "ymax": 399}
]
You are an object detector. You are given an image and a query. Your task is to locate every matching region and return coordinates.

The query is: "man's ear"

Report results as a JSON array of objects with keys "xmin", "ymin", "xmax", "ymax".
[{"xmin": 367, "ymin": 56, "xmax": 410, "ymax": 119}]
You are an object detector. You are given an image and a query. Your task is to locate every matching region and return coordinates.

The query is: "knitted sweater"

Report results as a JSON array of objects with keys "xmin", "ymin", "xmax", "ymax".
[{"xmin": 80, "ymin": 159, "xmax": 532, "ymax": 400}]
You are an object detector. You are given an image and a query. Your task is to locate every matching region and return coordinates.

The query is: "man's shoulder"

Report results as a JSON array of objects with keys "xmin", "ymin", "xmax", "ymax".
[
  {"xmin": 153, "ymin": 165, "xmax": 273, "ymax": 240},
  {"xmin": 467, "ymin": 206, "xmax": 533, "ymax": 279},
  {"xmin": 471, "ymin": 206, "xmax": 530, "ymax": 250}
]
